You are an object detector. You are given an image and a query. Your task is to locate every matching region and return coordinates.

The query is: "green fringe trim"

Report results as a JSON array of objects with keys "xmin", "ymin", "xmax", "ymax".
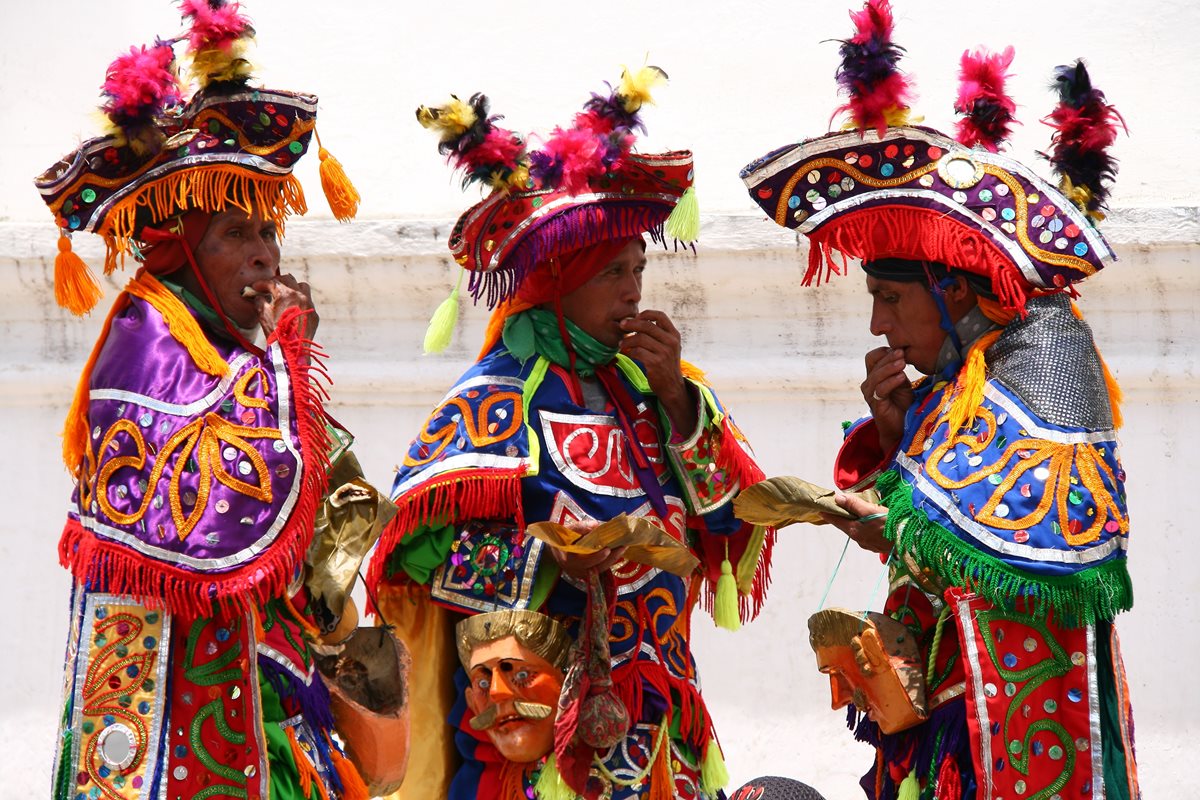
[{"xmin": 878, "ymin": 469, "xmax": 1133, "ymax": 627}]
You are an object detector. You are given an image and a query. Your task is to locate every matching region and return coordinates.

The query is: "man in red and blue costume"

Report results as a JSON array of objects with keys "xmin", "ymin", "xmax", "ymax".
[
  {"xmin": 741, "ymin": 3, "xmax": 1139, "ymax": 798},
  {"xmin": 367, "ymin": 69, "xmax": 773, "ymax": 800}
]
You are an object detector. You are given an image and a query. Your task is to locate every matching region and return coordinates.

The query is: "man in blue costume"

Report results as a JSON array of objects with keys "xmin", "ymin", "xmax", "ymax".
[
  {"xmin": 740, "ymin": 2, "xmax": 1139, "ymax": 796},
  {"xmin": 367, "ymin": 69, "xmax": 773, "ymax": 800}
]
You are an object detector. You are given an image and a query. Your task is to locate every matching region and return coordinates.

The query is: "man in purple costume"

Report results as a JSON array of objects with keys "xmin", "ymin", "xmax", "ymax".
[{"xmin": 37, "ymin": 4, "xmax": 386, "ymax": 799}]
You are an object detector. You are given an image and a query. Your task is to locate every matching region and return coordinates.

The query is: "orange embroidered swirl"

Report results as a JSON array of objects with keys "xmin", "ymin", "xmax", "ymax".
[
  {"xmin": 94, "ymin": 413, "xmax": 283, "ymax": 541},
  {"xmin": 82, "ymin": 612, "xmax": 157, "ymax": 798},
  {"xmin": 404, "ymin": 391, "xmax": 523, "ymax": 468},
  {"xmin": 914, "ymin": 402, "xmax": 1126, "ymax": 546},
  {"xmin": 233, "ymin": 367, "xmax": 270, "ymax": 410}
]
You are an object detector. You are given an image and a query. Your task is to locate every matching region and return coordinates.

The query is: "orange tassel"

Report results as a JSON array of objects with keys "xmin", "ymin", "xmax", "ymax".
[
  {"xmin": 679, "ymin": 359, "xmax": 708, "ymax": 385},
  {"xmin": 327, "ymin": 737, "xmax": 370, "ymax": 800},
  {"xmin": 315, "ymin": 131, "xmax": 360, "ymax": 222},
  {"xmin": 497, "ymin": 758, "xmax": 527, "ymax": 800},
  {"xmin": 285, "ymin": 727, "xmax": 314, "ymax": 799},
  {"xmin": 62, "ymin": 293, "xmax": 131, "ymax": 473},
  {"xmin": 54, "ymin": 234, "xmax": 103, "ymax": 316},
  {"xmin": 1100, "ymin": 354, "xmax": 1124, "ymax": 429},
  {"xmin": 647, "ymin": 725, "xmax": 673, "ymax": 800}
]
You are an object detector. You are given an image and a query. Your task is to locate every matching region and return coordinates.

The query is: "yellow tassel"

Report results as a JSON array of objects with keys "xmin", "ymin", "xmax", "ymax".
[
  {"xmin": 534, "ymin": 754, "xmax": 576, "ymax": 800},
  {"xmin": 713, "ymin": 552, "xmax": 741, "ymax": 632},
  {"xmin": 316, "ymin": 131, "xmax": 360, "ymax": 222},
  {"xmin": 423, "ymin": 270, "xmax": 464, "ymax": 354},
  {"xmin": 618, "ymin": 63, "xmax": 668, "ymax": 113},
  {"xmin": 735, "ymin": 525, "xmax": 767, "ymax": 595},
  {"xmin": 54, "ymin": 234, "xmax": 103, "ymax": 316},
  {"xmin": 665, "ymin": 186, "xmax": 700, "ymax": 243},
  {"xmin": 699, "ymin": 739, "xmax": 730, "ymax": 795},
  {"xmin": 897, "ymin": 768, "xmax": 920, "ymax": 800},
  {"xmin": 946, "ymin": 330, "xmax": 1002, "ymax": 437}
]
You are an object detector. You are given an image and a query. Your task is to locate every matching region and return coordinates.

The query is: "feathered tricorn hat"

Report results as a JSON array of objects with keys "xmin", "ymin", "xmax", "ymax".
[
  {"xmin": 740, "ymin": 0, "xmax": 1124, "ymax": 315},
  {"xmin": 417, "ymin": 65, "xmax": 699, "ymax": 311},
  {"xmin": 34, "ymin": 0, "xmax": 359, "ymax": 317}
]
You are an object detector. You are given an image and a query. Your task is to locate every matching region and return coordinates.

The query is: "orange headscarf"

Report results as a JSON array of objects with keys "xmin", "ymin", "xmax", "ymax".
[{"xmin": 477, "ymin": 236, "xmax": 637, "ymax": 359}]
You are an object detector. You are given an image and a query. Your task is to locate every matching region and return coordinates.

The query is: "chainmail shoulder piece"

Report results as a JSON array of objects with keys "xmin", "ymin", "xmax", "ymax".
[{"xmin": 986, "ymin": 293, "xmax": 1114, "ymax": 431}]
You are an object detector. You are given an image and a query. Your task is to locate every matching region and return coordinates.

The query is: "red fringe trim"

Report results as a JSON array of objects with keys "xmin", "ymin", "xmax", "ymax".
[
  {"xmin": 57, "ymin": 307, "xmax": 331, "ymax": 619},
  {"xmin": 805, "ymin": 206, "xmax": 1035, "ymax": 316},
  {"xmin": 607, "ymin": 590, "xmax": 715, "ymax": 754},
  {"xmin": 364, "ymin": 467, "xmax": 527, "ymax": 607},
  {"xmin": 699, "ymin": 418, "xmax": 775, "ymax": 624},
  {"xmin": 611, "ymin": 656, "xmax": 713, "ymax": 753}
]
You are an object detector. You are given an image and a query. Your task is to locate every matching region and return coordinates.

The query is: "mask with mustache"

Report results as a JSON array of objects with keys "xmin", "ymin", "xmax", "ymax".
[{"xmin": 468, "ymin": 700, "xmax": 554, "ymax": 731}]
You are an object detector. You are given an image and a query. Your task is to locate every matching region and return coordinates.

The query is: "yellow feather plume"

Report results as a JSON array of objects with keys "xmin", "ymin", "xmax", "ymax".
[
  {"xmin": 186, "ymin": 39, "xmax": 255, "ymax": 88},
  {"xmin": 1060, "ymin": 175, "xmax": 1104, "ymax": 221},
  {"xmin": 416, "ymin": 96, "xmax": 478, "ymax": 143},
  {"xmin": 618, "ymin": 64, "xmax": 668, "ymax": 113},
  {"xmin": 505, "ymin": 164, "xmax": 530, "ymax": 192}
]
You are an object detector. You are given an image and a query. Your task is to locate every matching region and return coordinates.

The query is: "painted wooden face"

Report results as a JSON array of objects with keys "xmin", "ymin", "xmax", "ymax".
[
  {"xmin": 464, "ymin": 635, "xmax": 565, "ymax": 763},
  {"xmin": 810, "ymin": 610, "xmax": 927, "ymax": 735}
]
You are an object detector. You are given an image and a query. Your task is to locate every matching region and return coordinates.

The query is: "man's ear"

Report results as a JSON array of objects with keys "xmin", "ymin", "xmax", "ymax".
[{"xmin": 946, "ymin": 274, "xmax": 977, "ymax": 311}]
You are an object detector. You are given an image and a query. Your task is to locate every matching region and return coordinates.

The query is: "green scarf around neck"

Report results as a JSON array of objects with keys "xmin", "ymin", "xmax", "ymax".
[{"xmin": 502, "ymin": 308, "xmax": 618, "ymax": 377}]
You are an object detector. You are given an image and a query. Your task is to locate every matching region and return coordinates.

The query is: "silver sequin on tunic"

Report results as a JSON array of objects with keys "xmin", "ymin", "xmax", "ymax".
[{"xmin": 987, "ymin": 294, "xmax": 1114, "ymax": 431}]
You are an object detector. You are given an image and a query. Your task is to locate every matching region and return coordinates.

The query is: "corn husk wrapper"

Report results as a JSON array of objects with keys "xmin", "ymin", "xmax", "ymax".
[
  {"xmin": 733, "ymin": 476, "xmax": 879, "ymax": 528},
  {"xmin": 307, "ymin": 451, "xmax": 398, "ymax": 618},
  {"xmin": 526, "ymin": 514, "xmax": 698, "ymax": 578}
]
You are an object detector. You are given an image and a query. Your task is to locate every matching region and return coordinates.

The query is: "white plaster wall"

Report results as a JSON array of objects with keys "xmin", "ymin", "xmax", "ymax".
[{"xmin": 2, "ymin": 1, "xmax": 1198, "ymax": 798}]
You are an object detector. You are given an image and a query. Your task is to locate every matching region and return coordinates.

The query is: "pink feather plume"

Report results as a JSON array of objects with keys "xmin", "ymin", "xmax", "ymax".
[
  {"xmin": 180, "ymin": 0, "xmax": 250, "ymax": 53},
  {"xmin": 954, "ymin": 46, "xmax": 1018, "ymax": 152},
  {"xmin": 537, "ymin": 126, "xmax": 607, "ymax": 195},
  {"xmin": 101, "ymin": 42, "xmax": 182, "ymax": 124},
  {"xmin": 460, "ymin": 128, "xmax": 526, "ymax": 176}
]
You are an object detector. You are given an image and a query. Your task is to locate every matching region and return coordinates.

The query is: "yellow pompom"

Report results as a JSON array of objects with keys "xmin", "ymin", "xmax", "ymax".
[
  {"xmin": 54, "ymin": 234, "xmax": 103, "ymax": 316},
  {"xmin": 700, "ymin": 740, "xmax": 730, "ymax": 794},
  {"xmin": 713, "ymin": 557, "xmax": 740, "ymax": 632},
  {"xmin": 534, "ymin": 754, "xmax": 576, "ymax": 800},
  {"xmin": 506, "ymin": 164, "xmax": 531, "ymax": 192},
  {"xmin": 665, "ymin": 186, "xmax": 700, "ymax": 243},
  {"xmin": 416, "ymin": 96, "xmax": 478, "ymax": 142},
  {"xmin": 618, "ymin": 64, "xmax": 668, "ymax": 113},
  {"xmin": 423, "ymin": 274, "xmax": 463, "ymax": 354},
  {"xmin": 897, "ymin": 769, "xmax": 920, "ymax": 800}
]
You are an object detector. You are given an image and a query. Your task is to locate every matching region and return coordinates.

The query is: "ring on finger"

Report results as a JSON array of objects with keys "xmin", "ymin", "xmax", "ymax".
[{"xmin": 871, "ymin": 389, "xmax": 883, "ymax": 401}]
